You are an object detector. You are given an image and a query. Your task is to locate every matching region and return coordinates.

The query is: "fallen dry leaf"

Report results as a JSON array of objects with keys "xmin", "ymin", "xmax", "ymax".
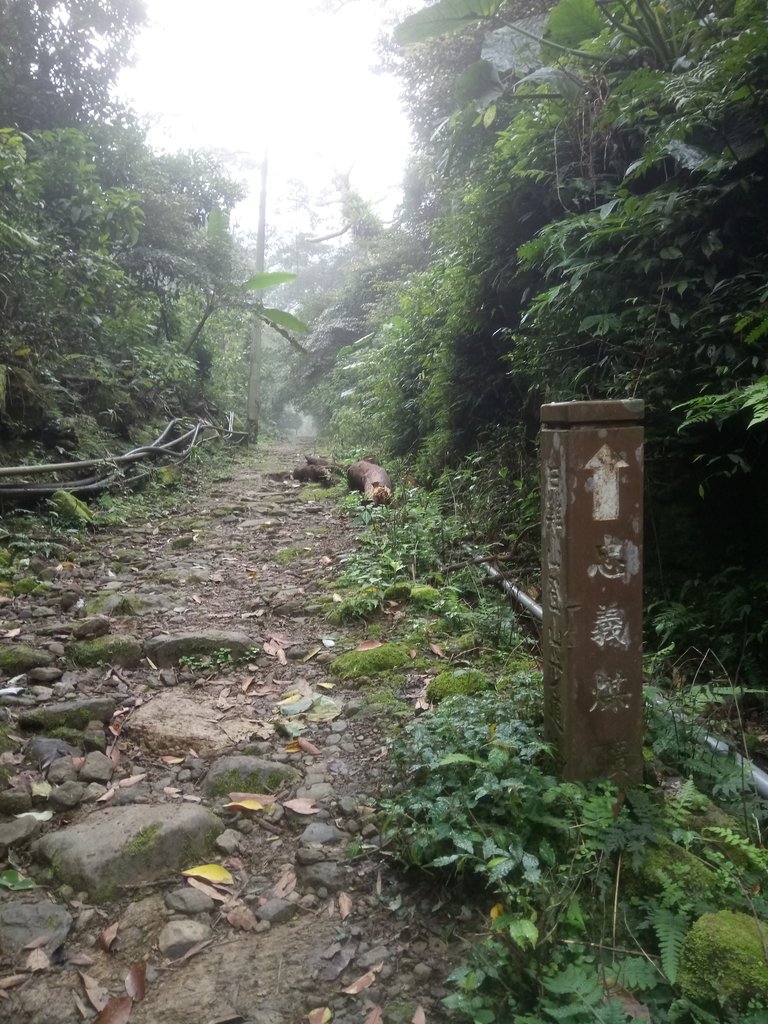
[
  {"xmin": 225, "ymin": 799, "xmax": 264, "ymax": 813},
  {"xmin": 80, "ymin": 972, "xmax": 110, "ymax": 1013},
  {"xmin": 186, "ymin": 877, "xmax": 232, "ymax": 904},
  {"xmin": 375, "ymin": 871, "xmax": 382, "ymax": 896},
  {"xmin": 93, "ymin": 995, "xmax": 133, "ymax": 1024},
  {"xmin": 408, "ymin": 649, "xmax": 418, "ymax": 659},
  {"xmin": 298, "ymin": 737, "xmax": 321, "ymax": 756},
  {"xmin": 97, "ymin": 787, "xmax": 117, "ymax": 804},
  {"xmin": 338, "ymin": 892, "xmax": 352, "ymax": 920},
  {"xmin": 160, "ymin": 756, "xmax": 184, "ymax": 765},
  {"xmin": 364, "ymin": 1010, "xmax": 384, "ymax": 1024},
  {"xmin": 412, "ymin": 1008, "xmax": 427, "ymax": 1024},
  {"xmin": 67, "ymin": 952, "xmax": 94, "ymax": 967},
  {"xmin": 181, "ymin": 864, "xmax": 234, "ymax": 885},
  {"xmin": 355, "ymin": 639, "xmax": 383, "ymax": 652},
  {"xmin": 226, "ymin": 906, "xmax": 258, "ymax": 932},
  {"xmin": 0, "ymin": 975, "xmax": 27, "ymax": 992},
  {"xmin": 283, "ymin": 798, "xmax": 319, "ymax": 815},
  {"xmin": 124, "ymin": 962, "xmax": 146, "ymax": 1002},
  {"xmin": 24, "ymin": 948, "xmax": 49, "ymax": 972},
  {"xmin": 307, "ymin": 1009, "xmax": 332, "ymax": 1024},
  {"xmin": 429, "ymin": 644, "xmax": 444, "ymax": 657},
  {"xmin": 22, "ymin": 933, "xmax": 51, "ymax": 950},
  {"xmin": 341, "ymin": 969, "xmax": 379, "ymax": 995},
  {"xmin": 228, "ymin": 791, "xmax": 277, "ymax": 806},
  {"xmin": 319, "ymin": 555, "xmax": 332, "ymax": 566},
  {"xmin": 118, "ymin": 774, "xmax": 147, "ymax": 789},
  {"xmin": 3, "ymin": 627, "xmax": 21, "ymax": 639},
  {"xmin": 99, "ymin": 921, "xmax": 119, "ymax": 953}
]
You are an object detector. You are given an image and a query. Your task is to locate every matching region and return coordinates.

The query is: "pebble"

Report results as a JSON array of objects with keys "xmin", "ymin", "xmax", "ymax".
[
  {"xmin": 28, "ymin": 667, "xmax": 63, "ymax": 683},
  {"xmin": 300, "ymin": 823, "xmax": 346, "ymax": 846},
  {"xmin": 215, "ymin": 828, "xmax": 241, "ymax": 854},
  {"xmin": 50, "ymin": 781, "xmax": 85, "ymax": 809},
  {"xmin": 165, "ymin": 888, "xmax": 215, "ymax": 915},
  {"xmin": 255, "ymin": 899, "xmax": 297, "ymax": 924},
  {"xmin": 79, "ymin": 750, "xmax": 115, "ymax": 783},
  {"xmin": 158, "ymin": 918, "xmax": 212, "ymax": 959},
  {"xmin": 47, "ymin": 756, "xmax": 79, "ymax": 785}
]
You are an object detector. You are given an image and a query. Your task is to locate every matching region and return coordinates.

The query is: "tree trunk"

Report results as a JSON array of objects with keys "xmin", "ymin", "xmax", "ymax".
[{"xmin": 247, "ymin": 152, "xmax": 268, "ymax": 440}]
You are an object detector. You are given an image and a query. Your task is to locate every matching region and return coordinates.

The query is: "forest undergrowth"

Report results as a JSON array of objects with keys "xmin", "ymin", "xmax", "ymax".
[{"xmin": 327, "ymin": 474, "xmax": 768, "ymax": 1024}]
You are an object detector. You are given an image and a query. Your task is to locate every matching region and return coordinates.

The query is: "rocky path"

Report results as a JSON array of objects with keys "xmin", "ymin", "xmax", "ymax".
[{"xmin": 0, "ymin": 443, "xmax": 455, "ymax": 1024}]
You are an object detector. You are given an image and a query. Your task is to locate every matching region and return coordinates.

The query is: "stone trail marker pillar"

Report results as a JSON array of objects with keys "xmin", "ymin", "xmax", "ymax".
[{"xmin": 540, "ymin": 400, "xmax": 644, "ymax": 786}]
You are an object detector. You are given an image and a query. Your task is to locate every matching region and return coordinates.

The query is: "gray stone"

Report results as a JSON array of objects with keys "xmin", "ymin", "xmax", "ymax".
[
  {"xmin": 128, "ymin": 691, "xmax": 256, "ymax": 759},
  {"xmin": 358, "ymin": 945, "xmax": 392, "ymax": 968},
  {"xmin": 297, "ymin": 861, "xmax": 345, "ymax": 892},
  {"xmin": 158, "ymin": 917, "xmax": 212, "ymax": 959},
  {"xmin": 32, "ymin": 803, "xmax": 223, "ymax": 897},
  {"xmin": 215, "ymin": 829, "xmax": 241, "ymax": 855},
  {"xmin": 144, "ymin": 631, "xmax": 254, "ymax": 667},
  {"xmin": 295, "ymin": 848, "xmax": 325, "ymax": 865},
  {"xmin": 72, "ymin": 615, "xmax": 111, "ymax": 640},
  {"xmin": 0, "ymin": 900, "xmax": 73, "ymax": 952},
  {"xmin": 337, "ymin": 796, "xmax": 357, "ymax": 817},
  {"xmin": 78, "ymin": 751, "xmax": 114, "ymax": 784},
  {"xmin": 19, "ymin": 696, "xmax": 116, "ymax": 731},
  {"xmin": 296, "ymin": 782, "xmax": 333, "ymax": 801},
  {"xmin": 255, "ymin": 899, "xmax": 297, "ymax": 924},
  {"xmin": 300, "ymin": 823, "xmax": 346, "ymax": 846},
  {"xmin": 28, "ymin": 667, "xmax": 62, "ymax": 684},
  {"xmin": 28, "ymin": 737, "xmax": 81, "ymax": 770},
  {"xmin": 0, "ymin": 788, "xmax": 33, "ymax": 815},
  {"xmin": 30, "ymin": 686, "xmax": 54, "ymax": 701},
  {"xmin": 202, "ymin": 756, "xmax": 300, "ymax": 797},
  {"xmin": 0, "ymin": 815, "xmax": 43, "ymax": 855},
  {"xmin": 47, "ymin": 756, "xmax": 79, "ymax": 785},
  {"xmin": 82, "ymin": 782, "xmax": 107, "ymax": 802},
  {"xmin": 165, "ymin": 887, "xmax": 215, "ymax": 915},
  {"xmin": 50, "ymin": 781, "xmax": 85, "ymax": 809}
]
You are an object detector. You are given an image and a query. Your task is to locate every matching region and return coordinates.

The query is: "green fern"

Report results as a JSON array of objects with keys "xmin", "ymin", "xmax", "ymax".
[{"xmin": 650, "ymin": 906, "xmax": 690, "ymax": 984}]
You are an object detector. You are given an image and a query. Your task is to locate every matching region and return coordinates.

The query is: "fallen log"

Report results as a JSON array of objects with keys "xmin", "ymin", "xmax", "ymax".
[
  {"xmin": 347, "ymin": 458, "xmax": 392, "ymax": 505},
  {"xmin": 291, "ymin": 455, "xmax": 339, "ymax": 484}
]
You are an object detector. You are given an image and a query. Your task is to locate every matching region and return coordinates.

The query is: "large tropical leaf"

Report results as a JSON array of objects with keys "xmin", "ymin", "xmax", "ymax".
[
  {"xmin": 545, "ymin": 0, "xmax": 604, "ymax": 49},
  {"xmin": 242, "ymin": 271, "xmax": 296, "ymax": 291},
  {"xmin": 261, "ymin": 307, "xmax": 308, "ymax": 334},
  {"xmin": 395, "ymin": 0, "xmax": 502, "ymax": 45},
  {"xmin": 481, "ymin": 18, "xmax": 546, "ymax": 74},
  {"xmin": 455, "ymin": 60, "xmax": 504, "ymax": 110}
]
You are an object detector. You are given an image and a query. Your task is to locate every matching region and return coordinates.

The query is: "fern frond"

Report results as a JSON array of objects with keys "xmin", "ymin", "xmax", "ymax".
[{"xmin": 651, "ymin": 906, "xmax": 689, "ymax": 984}]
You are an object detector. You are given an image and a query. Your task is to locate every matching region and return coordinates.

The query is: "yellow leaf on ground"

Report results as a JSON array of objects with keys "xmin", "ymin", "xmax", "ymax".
[
  {"xmin": 307, "ymin": 1009, "xmax": 332, "ymax": 1024},
  {"xmin": 225, "ymin": 799, "xmax": 264, "ymax": 812},
  {"xmin": 181, "ymin": 864, "xmax": 234, "ymax": 885},
  {"xmin": 490, "ymin": 903, "xmax": 504, "ymax": 920},
  {"xmin": 342, "ymin": 968, "xmax": 380, "ymax": 994}
]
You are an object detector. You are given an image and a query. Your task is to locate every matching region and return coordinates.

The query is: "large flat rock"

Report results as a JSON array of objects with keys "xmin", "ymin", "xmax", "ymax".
[
  {"xmin": 144, "ymin": 631, "xmax": 255, "ymax": 666},
  {"xmin": 32, "ymin": 803, "xmax": 222, "ymax": 899},
  {"xmin": 127, "ymin": 691, "xmax": 257, "ymax": 757}
]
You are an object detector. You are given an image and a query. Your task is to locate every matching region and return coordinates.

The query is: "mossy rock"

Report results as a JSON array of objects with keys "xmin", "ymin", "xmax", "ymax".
[
  {"xmin": 12, "ymin": 577, "xmax": 50, "ymax": 596},
  {"xmin": 679, "ymin": 910, "xmax": 768, "ymax": 1010},
  {"xmin": 50, "ymin": 490, "xmax": 93, "ymax": 525},
  {"xmin": 275, "ymin": 547, "xmax": 305, "ymax": 565},
  {"xmin": 426, "ymin": 668, "xmax": 493, "ymax": 703},
  {"xmin": 383, "ymin": 583, "xmax": 412, "ymax": 602},
  {"xmin": 330, "ymin": 643, "xmax": 413, "ymax": 681},
  {"xmin": 0, "ymin": 549, "xmax": 12, "ymax": 568},
  {"xmin": 409, "ymin": 584, "xmax": 443, "ymax": 607},
  {"xmin": 0, "ymin": 644, "xmax": 54, "ymax": 674},
  {"xmin": 202, "ymin": 756, "xmax": 300, "ymax": 798},
  {"xmin": 634, "ymin": 840, "xmax": 719, "ymax": 900},
  {"xmin": 84, "ymin": 593, "xmax": 142, "ymax": 617},
  {"xmin": 68, "ymin": 635, "xmax": 142, "ymax": 669},
  {"xmin": 296, "ymin": 482, "xmax": 348, "ymax": 502},
  {"xmin": 170, "ymin": 534, "xmax": 194, "ymax": 550}
]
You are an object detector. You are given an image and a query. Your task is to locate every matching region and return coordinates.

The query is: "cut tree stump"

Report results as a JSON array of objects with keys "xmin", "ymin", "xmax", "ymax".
[
  {"xmin": 347, "ymin": 458, "xmax": 392, "ymax": 505},
  {"xmin": 291, "ymin": 455, "xmax": 337, "ymax": 484}
]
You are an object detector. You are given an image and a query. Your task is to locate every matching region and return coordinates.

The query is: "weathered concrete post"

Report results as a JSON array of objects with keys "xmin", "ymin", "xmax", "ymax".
[{"xmin": 540, "ymin": 400, "xmax": 644, "ymax": 786}]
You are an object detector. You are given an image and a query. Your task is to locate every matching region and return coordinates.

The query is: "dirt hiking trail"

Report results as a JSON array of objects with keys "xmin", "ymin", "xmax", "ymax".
[{"xmin": 0, "ymin": 442, "xmax": 458, "ymax": 1024}]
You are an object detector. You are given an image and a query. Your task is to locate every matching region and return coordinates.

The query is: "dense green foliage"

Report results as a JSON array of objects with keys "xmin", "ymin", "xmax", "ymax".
[{"xmin": 296, "ymin": 0, "xmax": 768, "ymax": 684}]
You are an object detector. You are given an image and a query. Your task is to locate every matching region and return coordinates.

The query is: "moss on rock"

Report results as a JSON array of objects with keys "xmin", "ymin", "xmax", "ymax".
[
  {"xmin": 68, "ymin": 635, "xmax": 142, "ymax": 668},
  {"xmin": 0, "ymin": 644, "xmax": 54, "ymax": 674},
  {"xmin": 50, "ymin": 490, "xmax": 93, "ymax": 525},
  {"xmin": 330, "ymin": 643, "xmax": 413, "ymax": 681},
  {"xmin": 426, "ymin": 668, "xmax": 493, "ymax": 703},
  {"xmin": 679, "ymin": 910, "xmax": 768, "ymax": 1010},
  {"xmin": 636, "ymin": 840, "xmax": 719, "ymax": 900},
  {"xmin": 12, "ymin": 577, "xmax": 50, "ymax": 596},
  {"xmin": 383, "ymin": 583, "xmax": 412, "ymax": 602},
  {"xmin": 409, "ymin": 584, "xmax": 443, "ymax": 607}
]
